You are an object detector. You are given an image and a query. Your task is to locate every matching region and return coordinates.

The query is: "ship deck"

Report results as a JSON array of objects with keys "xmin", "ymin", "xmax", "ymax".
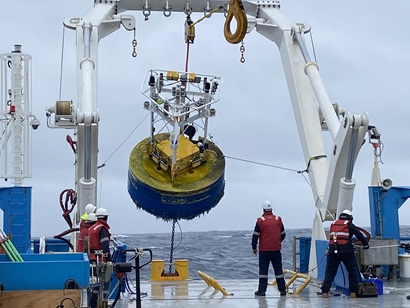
[{"xmin": 113, "ymin": 278, "xmax": 410, "ymax": 308}]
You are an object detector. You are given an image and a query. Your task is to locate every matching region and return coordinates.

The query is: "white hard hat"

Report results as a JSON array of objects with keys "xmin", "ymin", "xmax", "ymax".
[
  {"xmin": 340, "ymin": 209, "xmax": 353, "ymax": 220},
  {"xmin": 86, "ymin": 213, "xmax": 97, "ymax": 222},
  {"xmin": 85, "ymin": 203, "xmax": 96, "ymax": 214},
  {"xmin": 95, "ymin": 207, "xmax": 109, "ymax": 217},
  {"xmin": 262, "ymin": 200, "xmax": 273, "ymax": 211}
]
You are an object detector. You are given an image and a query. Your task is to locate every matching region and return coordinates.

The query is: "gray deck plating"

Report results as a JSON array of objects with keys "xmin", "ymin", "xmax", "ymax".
[{"xmin": 113, "ymin": 278, "xmax": 410, "ymax": 308}]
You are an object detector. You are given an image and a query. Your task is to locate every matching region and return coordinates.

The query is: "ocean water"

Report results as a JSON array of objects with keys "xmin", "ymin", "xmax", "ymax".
[{"xmin": 114, "ymin": 228, "xmax": 313, "ymax": 281}]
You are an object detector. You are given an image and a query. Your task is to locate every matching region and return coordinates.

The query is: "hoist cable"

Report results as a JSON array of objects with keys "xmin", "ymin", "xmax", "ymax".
[
  {"xmin": 185, "ymin": 42, "xmax": 190, "ymax": 73},
  {"xmin": 223, "ymin": 154, "xmax": 329, "ymax": 215},
  {"xmin": 59, "ymin": 24, "xmax": 66, "ymax": 101},
  {"xmin": 99, "ymin": 113, "xmax": 149, "ymax": 168},
  {"xmin": 222, "ymin": 154, "xmax": 301, "ymax": 173}
]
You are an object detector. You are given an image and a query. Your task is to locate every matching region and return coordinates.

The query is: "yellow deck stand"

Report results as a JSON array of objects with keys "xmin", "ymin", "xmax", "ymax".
[
  {"xmin": 270, "ymin": 269, "xmax": 312, "ymax": 294},
  {"xmin": 151, "ymin": 259, "xmax": 189, "ymax": 281},
  {"xmin": 197, "ymin": 270, "xmax": 233, "ymax": 296}
]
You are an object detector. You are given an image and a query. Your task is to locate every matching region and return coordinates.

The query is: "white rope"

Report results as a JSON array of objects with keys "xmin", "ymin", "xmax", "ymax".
[
  {"xmin": 135, "ymin": 247, "xmax": 144, "ymax": 256},
  {"xmin": 354, "ymin": 244, "xmax": 400, "ymax": 249}
]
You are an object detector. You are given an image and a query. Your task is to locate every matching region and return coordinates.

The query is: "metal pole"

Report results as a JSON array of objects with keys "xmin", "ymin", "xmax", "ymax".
[
  {"xmin": 136, "ymin": 253, "xmax": 141, "ymax": 308},
  {"xmin": 292, "ymin": 237, "xmax": 297, "ymax": 272}
]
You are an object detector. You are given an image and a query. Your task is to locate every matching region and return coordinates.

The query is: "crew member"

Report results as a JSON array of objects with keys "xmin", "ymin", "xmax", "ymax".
[
  {"xmin": 321, "ymin": 209, "xmax": 369, "ymax": 298},
  {"xmin": 80, "ymin": 203, "xmax": 96, "ymax": 233},
  {"xmin": 88, "ymin": 207, "xmax": 111, "ymax": 262},
  {"xmin": 77, "ymin": 212, "xmax": 97, "ymax": 252},
  {"xmin": 88, "ymin": 207, "xmax": 111, "ymax": 308},
  {"xmin": 252, "ymin": 200, "xmax": 287, "ymax": 296}
]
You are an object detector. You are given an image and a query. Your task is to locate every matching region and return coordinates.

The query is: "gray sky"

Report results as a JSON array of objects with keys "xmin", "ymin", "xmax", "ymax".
[{"xmin": 3, "ymin": 1, "xmax": 410, "ymax": 237}]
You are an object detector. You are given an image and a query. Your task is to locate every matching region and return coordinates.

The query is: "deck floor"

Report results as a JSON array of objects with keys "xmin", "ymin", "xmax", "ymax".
[{"xmin": 112, "ymin": 278, "xmax": 410, "ymax": 308}]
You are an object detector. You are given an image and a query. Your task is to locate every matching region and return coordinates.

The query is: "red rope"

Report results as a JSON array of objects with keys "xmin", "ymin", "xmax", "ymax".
[
  {"xmin": 66, "ymin": 135, "xmax": 77, "ymax": 153},
  {"xmin": 354, "ymin": 226, "xmax": 371, "ymax": 246},
  {"xmin": 59, "ymin": 189, "xmax": 77, "ymax": 228},
  {"xmin": 185, "ymin": 42, "xmax": 190, "ymax": 73}
]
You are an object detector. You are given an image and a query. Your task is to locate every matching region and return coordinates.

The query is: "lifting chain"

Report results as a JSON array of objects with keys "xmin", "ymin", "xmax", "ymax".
[
  {"xmin": 240, "ymin": 41, "xmax": 245, "ymax": 63},
  {"xmin": 132, "ymin": 28, "xmax": 137, "ymax": 57},
  {"xmin": 168, "ymin": 220, "xmax": 177, "ymax": 273}
]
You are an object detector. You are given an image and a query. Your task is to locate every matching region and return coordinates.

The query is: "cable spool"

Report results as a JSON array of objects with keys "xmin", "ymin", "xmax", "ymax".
[{"xmin": 55, "ymin": 100, "xmax": 72, "ymax": 116}]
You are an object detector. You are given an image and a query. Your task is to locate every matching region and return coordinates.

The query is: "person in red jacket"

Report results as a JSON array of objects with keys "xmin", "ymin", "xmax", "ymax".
[
  {"xmin": 88, "ymin": 207, "xmax": 111, "ymax": 308},
  {"xmin": 76, "ymin": 212, "xmax": 97, "ymax": 252},
  {"xmin": 88, "ymin": 207, "xmax": 111, "ymax": 262},
  {"xmin": 252, "ymin": 200, "xmax": 286, "ymax": 296},
  {"xmin": 321, "ymin": 209, "xmax": 369, "ymax": 298}
]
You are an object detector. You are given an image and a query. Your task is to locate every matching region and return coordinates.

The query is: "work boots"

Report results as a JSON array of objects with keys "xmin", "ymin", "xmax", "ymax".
[{"xmin": 254, "ymin": 290, "xmax": 266, "ymax": 296}]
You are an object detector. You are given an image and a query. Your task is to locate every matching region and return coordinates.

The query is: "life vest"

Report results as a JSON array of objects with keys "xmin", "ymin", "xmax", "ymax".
[
  {"xmin": 257, "ymin": 212, "xmax": 283, "ymax": 251},
  {"xmin": 77, "ymin": 222, "xmax": 92, "ymax": 252},
  {"xmin": 329, "ymin": 219, "xmax": 350, "ymax": 246},
  {"xmin": 79, "ymin": 219, "xmax": 88, "ymax": 232},
  {"xmin": 88, "ymin": 220, "xmax": 111, "ymax": 261}
]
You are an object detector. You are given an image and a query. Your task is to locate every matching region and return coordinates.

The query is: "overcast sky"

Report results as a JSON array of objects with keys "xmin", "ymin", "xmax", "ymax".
[{"xmin": 3, "ymin": 1, "xmax": 410, "ymax": 238}]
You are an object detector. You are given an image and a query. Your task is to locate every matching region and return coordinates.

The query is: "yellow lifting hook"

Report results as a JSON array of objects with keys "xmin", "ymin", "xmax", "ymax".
[{"xmin": 224, "ymin": 0, "xmax": 247, "ymax": 44}]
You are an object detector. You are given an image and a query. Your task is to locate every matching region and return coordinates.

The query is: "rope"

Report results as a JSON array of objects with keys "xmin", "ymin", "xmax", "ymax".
[
  {"xmin": 300, "ymin": 155, "xmax": 327, "ymax": 174},
  {"xmin": 190, "ymin": 5, "xmax": 224, "ymax": 27},
  {"xmin": 66, "ymin": 135, "xmax": 77, "ymax": 153},
  {"xmin": 98, "ymin": 113, "xmax": 149, "ymax": 169},
  {"xmin": 0, "ymin": 229, "xmax": 23, "ymax": 262},
  {"xmin": 222, "ymin": 154, "xmax": 302, "ymax": 173},
  {"xmin": 59, "ymin": 23, "xmax": 66, "ymax": 101},
  {"xmin": 185, "ymin": 41, "xmax": 190, "ymax": 72},
  {"xmin": 222, "ymin": 153, "xmax": 330, "ymax": 214},
  {"xmin": 304, "ymin": 250, "xmax": 328, "ymax": 274},
  {"xmin": 183, "ymin": 5, "xmax": 223, "ymax": 72},
  {"xmin": 55, "ymin": 297, "xmax": 77, "ymax": 308},
  {"xmin": 59, "ymin": 189, "xmax": 77, "ymax": 228}
]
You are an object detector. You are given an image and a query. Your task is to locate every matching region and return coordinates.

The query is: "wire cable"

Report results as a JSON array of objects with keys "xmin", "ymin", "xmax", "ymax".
[
  {"xmin": 99, "ymin": 113, "xmax": 149, "ymax": 168},
  {"xmin": 59, "ymin": 24, "xmax": 66, "ymax": 101},
  {"xmin": 222, "ymin": 154, "xmax": 330, "ymax": 218},
  {"xmin": 222, "ymin": 154, "xmax": 301, "ymax": 173}
]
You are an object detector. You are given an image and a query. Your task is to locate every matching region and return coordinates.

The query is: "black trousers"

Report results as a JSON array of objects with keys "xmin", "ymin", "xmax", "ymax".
[
  {"xmin": 321, "ymin": 252, "xmax": 359, "ymax": 293},
  {"xmin": 89, "ymin": 281, "xmax": 110, "ymax": 308},
  {"xmin": 257, "ymin": 250, "xmax": 286, "ymax": 293}
]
